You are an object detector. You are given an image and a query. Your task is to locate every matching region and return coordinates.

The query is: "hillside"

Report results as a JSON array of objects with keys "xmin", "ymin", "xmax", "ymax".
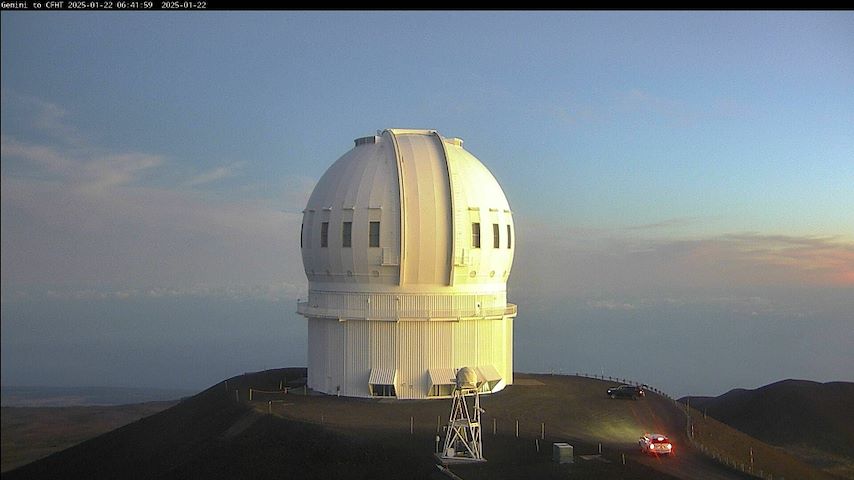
[
  {"xmin": 5, "ymin": 369, "xmax": 832, "ymax": 480},
  {"xmin": 1, "ymin": 401, "xmax": 177, "ymax": 472},
  {"xmin": 682, "ymin": 379, "xmax": 854, "ymax": 478}
]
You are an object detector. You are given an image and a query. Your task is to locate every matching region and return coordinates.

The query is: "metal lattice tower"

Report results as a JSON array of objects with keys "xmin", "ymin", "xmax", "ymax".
[{"xmin": 440, "ymin": 367, "xmax": 486, "ymax": 463}]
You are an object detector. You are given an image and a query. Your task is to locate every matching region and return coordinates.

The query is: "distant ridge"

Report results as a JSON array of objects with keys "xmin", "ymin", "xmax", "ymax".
[
  {"xmin": 682, "ymin": 379, "xmax": 854, "ymax": 456},
  {"xmin": 681, "ymin": 379, "xmax": 854, "ymax": 478},
  {"xmin": 1, "ymin": 386, "xmax": 198, "ymax": 407}
]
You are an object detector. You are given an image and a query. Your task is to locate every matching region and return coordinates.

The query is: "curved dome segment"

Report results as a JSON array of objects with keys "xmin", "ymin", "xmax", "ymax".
[
  {"xmin": 301, "ymin": 134, "xmax": 402, "ymax": 288},
  {"xmin": 444, "ymin": 139, "xmax": 515, "ymax": 288},
  {"xmin": 393, "ymin": 130, "xmax": 454, "ymax": 286},
  {"xmin": 300, "ymin": 129, "xmax": 514, "ymax": 292}
]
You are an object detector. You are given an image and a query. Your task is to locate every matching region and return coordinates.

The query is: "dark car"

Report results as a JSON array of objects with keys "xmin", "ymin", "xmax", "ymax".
[{"xmin": 607, "ymin": 384, "xmax": 645, "ymax": 399}]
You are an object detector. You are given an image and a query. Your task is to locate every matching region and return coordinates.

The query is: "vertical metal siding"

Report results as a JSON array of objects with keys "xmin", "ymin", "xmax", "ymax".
[
  {"xmin": 306, "ymin": 318, "xmax": 318, "ymax": 391},
  {"xmin": 307, "ymin": 318, "xmax": 328, "ymax": 393},
  {"xmin": 325, "ymin": 321, "xmax": 335, "ymax": 394},
  {"xmin": 505, "ymin": 316, "xmax": 514, "ymax": 385},
  {"xmin": 306, "ymin": 315, "xmax": 512, "ymax": 398},
  {"xmin": 370, "ymin": 321, "xmax": 397, "ymax": 393},
  {"xmin": 396, "ymin": 322, "xmax": 420, "ymax": 399},
  {"xmin": 345, "ymin": 320, "xmax": 371, "ymax": 397},
  {"xmin": 396, "ymin": 321, "xmax": 453, "ymax": 399}
]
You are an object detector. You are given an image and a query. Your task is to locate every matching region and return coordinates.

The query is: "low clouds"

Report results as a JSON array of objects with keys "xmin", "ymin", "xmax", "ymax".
[
  {"xmin": 2, "ymin": 93, "xmax": 850, "ymax": 310},
  {"xmin": 1, "ymin": 134, "xmax": 165, "ymax": 194},
  {"xmin": 548, "ymin": 87, "xmax": 754, "ymax": 131},
  {"xmin": 1, "ymin": 95, "xmax": 312, "ymax": 301},
  {"xmin": 1, "ymin": 171, "xmax": 307, "ymax": 299},
  {"xmin": 678, "ymin": 233, "xmax": 854, "ymax": 287},
  {"xmin": 626, "ymin": 216, "xmax": 705, "ymax": 230},
  {"xmin": 184, "ymin": 162, "xmax": 246, "ymax": 188},
  {"xmin": 31, "ymin": 283, "xmax": 307, "ymax": 302},
  {"xmin": 513, "ymin": 218, "xmax": 854, "ymax": 309},
  {"xmin": 0, "ymin": 91, "xmax": 165, "ymax": 196},
  {"xmin": 0, "ymin": 90, "xmax": 87, "ymax": 145}
]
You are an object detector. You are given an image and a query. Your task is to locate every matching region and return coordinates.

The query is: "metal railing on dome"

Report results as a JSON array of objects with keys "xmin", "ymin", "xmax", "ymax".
[{"xmin": 297, "ymin": 302, "xmax": 517, "ymax": 320}]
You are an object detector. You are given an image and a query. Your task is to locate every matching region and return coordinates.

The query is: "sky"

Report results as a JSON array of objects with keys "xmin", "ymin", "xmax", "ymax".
[{"xmin": 1, "ymin": 11, "xmax": 852, "ymax": 398}]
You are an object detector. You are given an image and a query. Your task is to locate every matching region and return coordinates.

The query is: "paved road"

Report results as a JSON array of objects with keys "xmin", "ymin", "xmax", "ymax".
[
  {"xmin": 507, "ymin": 374, "xmax": 754, "ymax": 480},
  {"xmin": 625, "ymin": 445, "xmax": 753, "ymax": 480},
  {"xmin": 611, "ymin": 392, "xmax": 753, "ymax": 480}
]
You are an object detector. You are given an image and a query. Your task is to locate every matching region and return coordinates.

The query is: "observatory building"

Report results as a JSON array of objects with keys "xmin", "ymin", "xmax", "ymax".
[{"xmin": 297, "ymin": 129, "xmax": 517, "ymax": 399}]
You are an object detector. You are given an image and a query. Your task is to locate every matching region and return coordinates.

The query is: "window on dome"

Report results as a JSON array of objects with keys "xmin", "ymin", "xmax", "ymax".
[
  {"xmin": 342, "ymin": 221, "xmax": 352, "ymax": 247},
  {"xmin": 507, "ymin": 224, "xmax": 512, "ymax": 249},
  {"xmin": 472, "ymin": 222, "xmax": 481, "ymax": 248},
  {"xmin": 493, "ymin": 223, "xmax": 500, "ymax": 248},
  {"xmin": 321, "ymin": 222, "xmax": 329, "ymax": 248},
  {"xmin": 369, "ymin": 221, "xmax": 380, "ymax": 248}
]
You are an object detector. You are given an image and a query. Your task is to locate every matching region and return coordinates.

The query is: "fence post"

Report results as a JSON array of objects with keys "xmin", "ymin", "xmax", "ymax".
[{"xmin": 750, "ymin": 448, "xmax": 754, "ymax": 471}]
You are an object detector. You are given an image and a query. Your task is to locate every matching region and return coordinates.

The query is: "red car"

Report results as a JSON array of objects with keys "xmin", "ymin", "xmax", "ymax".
[{"xmin": 639, "ymin": 433, "xmax": 673, "ymax": 455}]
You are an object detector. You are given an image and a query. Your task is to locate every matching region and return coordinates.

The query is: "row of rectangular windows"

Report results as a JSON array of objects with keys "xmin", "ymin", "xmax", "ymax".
[
  {"xmin": 301, "ymin": 221, "xmax": 511, "ymax": 250},
  {"xmin": 471, "ymin": 222, "xmax": 512, "ymax": 249},
  {"xmin": 301, "ymin": 221, "xmax": 380, "ymax": 249}
]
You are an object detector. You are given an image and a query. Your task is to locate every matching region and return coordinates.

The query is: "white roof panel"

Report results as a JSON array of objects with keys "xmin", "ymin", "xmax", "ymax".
[
  {"xmin": 369, "ymin": 367, "xmax": 397, "ymax": 385},
  {"xmin": 477, "ymin": 365, "xmax": 502, "ymax": 383},
  {"xmin": 428, "ymin": 368, "xmax": 458, "ymax": 387}
]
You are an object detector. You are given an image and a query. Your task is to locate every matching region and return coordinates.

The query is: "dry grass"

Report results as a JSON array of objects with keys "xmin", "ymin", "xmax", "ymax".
[{"xmin": 686, "ymin": 407, "xmax": 838, "ymax": 480}]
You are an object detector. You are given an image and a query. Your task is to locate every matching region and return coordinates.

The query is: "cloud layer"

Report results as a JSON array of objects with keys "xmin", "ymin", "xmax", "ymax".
[
  {"xmin": 3, "ymin": 94, "xmax": 851, "ymax": 306},
  {"xmin": 512, "ymin": 219, "xmax": 854, "ymax": 305},
  {"xmin": 1, "ymin": 94, "xmax": 312, "ymax": 301}
]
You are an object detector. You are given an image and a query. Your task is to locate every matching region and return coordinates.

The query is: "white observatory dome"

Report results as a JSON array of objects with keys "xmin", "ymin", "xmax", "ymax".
[
  {"xmin": 297, "ymin": 129, "xmax": 517, "ymax": 400},
  {"xmin": 301, "ymin": 128, "xmax": 514, "ymax": 292}
]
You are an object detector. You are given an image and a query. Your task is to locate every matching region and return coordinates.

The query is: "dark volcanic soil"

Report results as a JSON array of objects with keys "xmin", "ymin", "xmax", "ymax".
[{"xmin": 6, "ymin": 369, "xmax": 825, "ymax": 480}]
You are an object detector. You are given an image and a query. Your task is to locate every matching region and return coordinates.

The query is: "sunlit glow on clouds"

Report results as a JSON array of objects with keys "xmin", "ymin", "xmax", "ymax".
[
  {"xmin": 682, "ymin": 234, "xmax": 854, "ymax": 287},
  {"xmin": 513, "ymin": 219, "xmax": 854, "ymax": 307}
]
